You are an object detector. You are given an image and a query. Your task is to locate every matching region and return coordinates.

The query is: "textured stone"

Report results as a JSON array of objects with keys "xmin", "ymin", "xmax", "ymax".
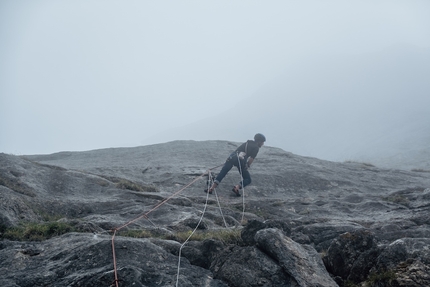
[
  {"xmin": 1, "ymin": 140, "xmax": 430, "ymax": 286},
  {"xmin": 256, "ymin": 228, "xmax": 338, "ymax": 287}
]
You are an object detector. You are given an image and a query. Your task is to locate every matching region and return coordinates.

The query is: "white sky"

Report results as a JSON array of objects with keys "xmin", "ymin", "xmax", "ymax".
[{"xmin": 1, "ymin": 1, "xmax": 430, "ymax": 155}]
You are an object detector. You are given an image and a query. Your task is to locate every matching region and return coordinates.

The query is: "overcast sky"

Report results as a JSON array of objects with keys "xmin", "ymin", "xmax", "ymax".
[{"xmin": 1, "ymin": 1, "xmax": 430, "ymax": 155}]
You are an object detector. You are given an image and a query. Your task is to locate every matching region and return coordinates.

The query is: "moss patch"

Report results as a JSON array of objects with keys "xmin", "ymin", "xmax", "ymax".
[{"xmin": 2, "ymin": 221, "xmax": 75, "ymax": 241}]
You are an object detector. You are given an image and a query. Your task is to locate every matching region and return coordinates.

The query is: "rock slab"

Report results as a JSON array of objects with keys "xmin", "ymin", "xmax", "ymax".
[{"xmin": 256, "ymin": 228, "xmax": 338, "ymax": 287}]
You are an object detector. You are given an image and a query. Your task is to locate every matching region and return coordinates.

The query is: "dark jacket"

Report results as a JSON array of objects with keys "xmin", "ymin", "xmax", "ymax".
[{"xmin": 227, "ymin": 140, "xmax": 260, "ymax": 167}]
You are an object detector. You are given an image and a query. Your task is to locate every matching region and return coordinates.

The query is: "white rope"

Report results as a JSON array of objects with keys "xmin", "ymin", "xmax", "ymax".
[
  {"xmin": 206, "ymin": 170, "xmax": 228, "ymax": 229},
  {"xmin": 175, "ymin": 171, "xmax": 212, "ymax": 287},
  {"xmin": 236, "ymin": 153, "xmax": 246, "ymax": 224},
  {"xmin": 174, "ymin": 155, "xmax": 249, "ymax": 286},
  {"xmin": 213, "ymin": 187, "xmax": 228, "ymax": 229}
]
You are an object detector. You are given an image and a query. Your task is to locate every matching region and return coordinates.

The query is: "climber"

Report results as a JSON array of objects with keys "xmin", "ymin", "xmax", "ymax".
[{"xmin": 205, "ymin": 133, "xmax": 266, "ymax": 196}]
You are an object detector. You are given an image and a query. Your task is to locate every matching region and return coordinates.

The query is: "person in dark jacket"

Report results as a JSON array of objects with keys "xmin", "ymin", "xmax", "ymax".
[{"xmin": 206, "ymin": 133, "xmax": 266, "ymax": 196}]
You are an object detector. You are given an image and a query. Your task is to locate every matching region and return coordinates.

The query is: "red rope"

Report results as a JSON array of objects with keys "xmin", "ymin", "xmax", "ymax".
[
  {"xmin": 111, "ymin": 229, "xmax": 119, "ymax": 287},
  {"xmin": 110, "ymin": 163, "xmax": 223, "ymax": 287}
]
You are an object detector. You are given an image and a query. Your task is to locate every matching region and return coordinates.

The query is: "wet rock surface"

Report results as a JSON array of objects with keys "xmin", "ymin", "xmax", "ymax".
[{"xmin": 1, "ymin": 140, "xmax": 430, "ymax": 286}]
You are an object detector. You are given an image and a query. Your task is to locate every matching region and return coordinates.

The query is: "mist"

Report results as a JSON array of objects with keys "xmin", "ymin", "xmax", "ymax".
[
  {"xmin": 146, "ymin": 46, "xmax": 430, "ymax": 169},
  {"xmin": 1, "ymin": 1, "xmax": 430, "ymax": 169}
]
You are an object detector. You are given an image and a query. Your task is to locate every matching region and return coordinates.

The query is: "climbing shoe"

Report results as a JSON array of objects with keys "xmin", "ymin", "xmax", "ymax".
[
  {"xmin": 232, "ymin": 186, "xmax": 241, "ymax": 197},
  {"xmin": 204, "ymin": 189, "xmax": 213, "ymax": 194}
]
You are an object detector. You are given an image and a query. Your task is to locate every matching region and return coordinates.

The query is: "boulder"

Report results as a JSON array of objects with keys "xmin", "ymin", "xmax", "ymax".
[
  {"xmin": 323, "ymin": 229, "xmax": 380, "ymax": 284},
  {"xmin": 210, "ymin": 244, "xmax": 297, "ymax": 287},
  {"xmin": 353, "ymin": 238, "xmax": 430, "ymax": 287},
  {"xmin": 255, "ymin": 228, "xmax": 338, "ymax": 287},
  {"xmin": 241, "ymin": 219, "xmax": 267, "ymax": 245},
  {"xmin": 374, "ymin": 238, "xmax": 430, "ymax": 270},
  {"xmin": 393, "ymin": 259, "xmax": 430, "ymax": 287},
  {"xmin": 293, "ymin": 221, "xmax": 363, "ymax": 251}
]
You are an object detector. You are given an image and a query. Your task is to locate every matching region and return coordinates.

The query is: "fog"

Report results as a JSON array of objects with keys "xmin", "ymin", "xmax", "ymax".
[
  {"xmin": 1, "ymin": 1, "xmax": 430, "ymax": 168},
  {"xmin": 151, "ymin": 46, "xmax": 430, "ymax": 169}
]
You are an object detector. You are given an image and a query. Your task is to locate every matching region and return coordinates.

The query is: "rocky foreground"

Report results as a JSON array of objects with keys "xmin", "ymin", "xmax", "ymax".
[{"xmin": 1, "ymin": 140, "xmax": 430, "ymax": 287}]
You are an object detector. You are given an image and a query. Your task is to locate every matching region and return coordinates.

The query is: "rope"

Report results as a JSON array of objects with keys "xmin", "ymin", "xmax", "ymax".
[
  {"xmin": 111, "ymin": 229, "xmax": 119, "ymax": 286},
  {"xmin": 110, "ymin": 163, "xmax": 223, "ymax": 287},
  {"xmin": 213, "ymin": 187, "xmax": 228, "ymax": 228},
  {"xmin": 208, "ymin": 154, "xmax": 247, "ymax": 229},
  {"xmin": 236, "ymin": 153, "xmax": 246, "ymax": 224},
  {"xmin": 207, "ymin": 171, "xmax": 228, "ymax": 228},
  {"xmin": 175, "ymin": 172, "xmax": 212, "ymax": 287}
]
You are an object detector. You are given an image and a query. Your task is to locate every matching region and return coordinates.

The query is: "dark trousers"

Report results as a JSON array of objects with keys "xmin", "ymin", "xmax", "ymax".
[{"xmin": 214, "ymin": 153, "xmax": 251, "ymax": 188}]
